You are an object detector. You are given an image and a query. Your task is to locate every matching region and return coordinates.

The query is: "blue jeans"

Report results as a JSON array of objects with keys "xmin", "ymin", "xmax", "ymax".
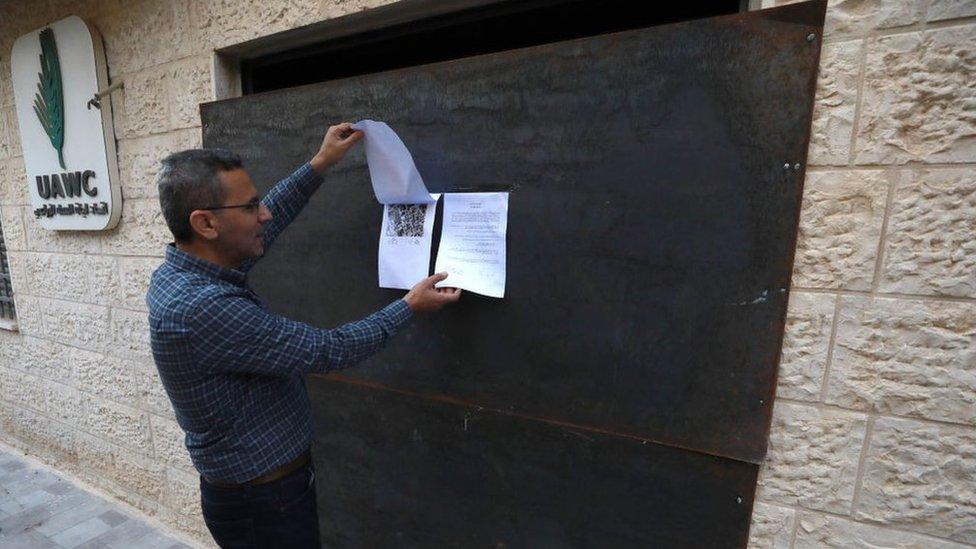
[{"xmin": 200, "ymin": 461, "xmax": 321, "ymax": 548}]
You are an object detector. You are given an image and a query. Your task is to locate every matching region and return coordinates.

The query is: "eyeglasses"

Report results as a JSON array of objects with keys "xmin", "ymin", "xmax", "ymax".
[{"xmin": 200, "ymin": 197, "xmax": 262, "ymax": 213}]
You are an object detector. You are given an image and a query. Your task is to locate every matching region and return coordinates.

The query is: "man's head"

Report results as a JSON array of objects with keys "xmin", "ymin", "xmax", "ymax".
[{"xmin": 156, "ymin": 149, "xmax": 272, "ymax": 267}]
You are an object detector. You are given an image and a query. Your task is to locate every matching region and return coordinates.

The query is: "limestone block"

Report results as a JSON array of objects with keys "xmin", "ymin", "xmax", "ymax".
[
  {"xmin": 0, "ymin": 106, "xmax": 19, "ymax": 159},
  {"xmin": 24, "ymin": 209, "xmax": 104, "ymax": 254},
  {"xmin": 0, "ymin": 2, "xmax": 67, "ymax": 38},
  {"xmin": 11, "ymin": 294, "xmax": 43, "ymax": 337},
  {"xmin": 927, "ymin": 0, "xmax": 976, "ymax": 21},
  {"xmin": 151, "ymin": 415, "xmax": 193, "ymax": 470},
  {"xmin": 0, "ymin": 155, "xmax": 28, "ymax": 205},
  {"xmin": 98, "ymin": 484, "xmax": 160, "ymax": 521},
  {"xmin": 73, "ymin": 431, "xmax": 165, "ymax": 502},
  {"xmin": 0, "ymin": 332, "xmax": 24, "ymax": 372},
  {"xmin": 5, "ymin": 249, "xmax": 25, "ymax": 293},
  {"xmin": 0, "ymin": 116, "xmax": 9, "ymax": 164},
  {"xmin": 161, "ymin": 467, "xmax": 200, "ymax": 514},
  {"xmin": 825, "ymin": 0, "xmax": 921, "ymax": 38},
  {"xmin": 0, "ymin": 204, "xmax": 26, "ymax": 251},
  {"xmin": 792, "ymin": 170, "xmax": 890, "ymax": 290},
  {"xmin": 95, "ymin": 0, "xmax": 194, "ymax": 77},
  {"xmin": 777, "ymin": 291, "xmax": 836, "ymax": 401},
  {"xmin": 191, "ymin": 0, "xmax": 320, "ymax": 50},
  {"xmin": 117, "ymin": 66, "xmax": 169, "ymax": 139},
  {"xmin": 18, "ymin": 336, "xmax": 73, "ymax": 382},
  {"xmin": 0, "ymin": 54, "xmax": 11, "ymax": 109},
  {"xmin": 115, "ymin": 256, "xmax": 162, "ymax": 311},
  {"xmin": 167, "ymin": 56, "xmax": 212, "ymax": 130},
  {"xmin": 762, "ymin": 0, "xmax": 922, "ymax": 37},
  {"xmin": 0, "ymin": 403, "xmax": 78, "ymax": 463},
  {"xmin": 826, "ymin": 296, "xmax": 976, "ymax": 425},
  {"xmin": 44, "ymin": 382, "xmax": 86, "ymax": 425},
  {"xmin": 748, "ymin": 502, "xmax": 796, "ymax": 549},
  {"xmin": 857, "ymin": 417, "xmax": 976, "ymax": 545},
  {"xmin": 22, "ymin": 252, "xmax": 118, "ymax": 304},
  {"xmin": 794, "ymin": 510, "xmax": 968, "ymax": 548},
  {"xmin": 110, "ymin": 307, "xmax": 152, "ymax": 360},
  {"xmin": 808, "ymin": 40, "xmax": 861, "ymax": 166},
  {"xmin": 82, "ymin": 394, "xmax": 153, "ymax": 451},
  {"xmin": 880, "ymin": 168, "xmax": 976, "ymax": 297},
  {"xmin": 320, "ymin": 0, "xmax": 399, "ymax": 19},
  {"xmin": 73, "ymin": 352, "xmax": 143, "ymax": 408},
  {"xmin": 0, "ymin": 401, "xmax": 13, "ymax": 433},
  {"xmin": 39, "ymin": 298, "xmax": 112, "ymax": 353},
  {"xmin": 757, "ymin": 402, "xmax": 867, "ymax": 513},
  {"xmin": 117, "ymin": 129, "xmax": 201, "ymax": 199},
  {"xmin": 855, "ymin": 26, "xmax": 976, "ymax": 165},
  {"xmin": 101, "ymin": 199, "xmax": 170, "ymax": 256},
  {"xmin": 118, "ymin": 57, "xmax": 210, "ymax": 139},
  {"xmin": 0, "ymin": 367, "xmax": 45, "ymax": 412},
  {"xmin": 0, "ymin": 329, "xmax": 24, "ymax": 369},
  {"xmin": 5, "ymin": 106, "xmax": 19, "ymax": 155},
  {"xmin": 59, "ymin": 451, "xmax": 162, "ymax": 516}
]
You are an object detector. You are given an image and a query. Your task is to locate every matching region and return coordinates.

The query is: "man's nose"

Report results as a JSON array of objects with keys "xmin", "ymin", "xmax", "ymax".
[{"xmin": 259, "ymin": 204, "xmax": 273, "ymax": 222}]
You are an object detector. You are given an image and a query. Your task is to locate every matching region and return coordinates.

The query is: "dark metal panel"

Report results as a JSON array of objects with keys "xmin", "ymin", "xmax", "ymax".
[
  {"xmin": 202, "ymin": 1, "xmax": 825, "ymax": 464},
  {"xmin": 308, "ymin": 377, "xmax": 759, "ymax": 548},
  {"xmin": 238, "ymin": 0, "xmax": 740, "ymax": 93},
  {"xmin": 220, "ymin": 0, "xmax": 738, "ymax": 60},
  {"xmin": 220, "ymin": 0, "xmax": 518, "ymax": 58}
]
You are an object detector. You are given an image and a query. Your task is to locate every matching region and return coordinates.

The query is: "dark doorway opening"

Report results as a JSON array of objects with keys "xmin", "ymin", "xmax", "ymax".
[{"xmin": 239, "ymin": 0, "xmax": 744, "ymax": 95}]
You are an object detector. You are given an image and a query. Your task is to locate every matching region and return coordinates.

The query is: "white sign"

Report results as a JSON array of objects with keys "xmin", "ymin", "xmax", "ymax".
[{"xmin": 11, "ymin": 16, "xmax": 121, "ymax": 230}]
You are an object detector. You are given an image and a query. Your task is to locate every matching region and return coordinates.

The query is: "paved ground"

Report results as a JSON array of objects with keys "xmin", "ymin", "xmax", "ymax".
[{"xmin": 0, "ymin": 447, "xmax": 195, "ymax": 548}]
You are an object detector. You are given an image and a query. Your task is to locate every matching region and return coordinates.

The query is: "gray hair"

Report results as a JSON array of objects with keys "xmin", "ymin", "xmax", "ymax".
[{"xmin": 156, "ymin": 149, "xmax": 243, "ymax": 242}]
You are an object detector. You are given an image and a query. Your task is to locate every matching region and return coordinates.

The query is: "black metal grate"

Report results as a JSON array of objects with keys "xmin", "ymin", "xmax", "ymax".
[{"xmin": 0, "ymin": 220, "xmax": 16, "ymax": 321}]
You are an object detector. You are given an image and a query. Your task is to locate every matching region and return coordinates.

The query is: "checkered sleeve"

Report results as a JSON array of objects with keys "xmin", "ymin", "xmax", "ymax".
[{"xmin": 191, "ymin": 293, "xmax": 413, "ymax": 376}]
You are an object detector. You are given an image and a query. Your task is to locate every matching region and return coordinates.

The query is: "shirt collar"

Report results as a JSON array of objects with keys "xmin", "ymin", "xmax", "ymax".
[{"xmin": 165, "ymin": 244, "xmax": 247, "ymax": 286}]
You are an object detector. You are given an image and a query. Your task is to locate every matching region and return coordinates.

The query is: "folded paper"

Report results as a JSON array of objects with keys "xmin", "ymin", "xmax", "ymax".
[{"xmin": 352, "ymin": 120, "xmax": 435, "ymax": 205}]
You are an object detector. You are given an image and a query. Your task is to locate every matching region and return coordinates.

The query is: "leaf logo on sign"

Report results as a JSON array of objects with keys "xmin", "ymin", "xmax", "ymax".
[{"xmin": 32, "ymin": 28, "xmax": 66, "ymax": 170}]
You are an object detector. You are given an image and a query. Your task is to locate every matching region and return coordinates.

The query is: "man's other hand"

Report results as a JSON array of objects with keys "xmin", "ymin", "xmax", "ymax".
[
  {"xmin": 310, "ymin": 123, "xmax": 364, "ymax": 173},
  {"xmin": 403, "ymin": 273, "xmax": 462, "ymax": 313}
]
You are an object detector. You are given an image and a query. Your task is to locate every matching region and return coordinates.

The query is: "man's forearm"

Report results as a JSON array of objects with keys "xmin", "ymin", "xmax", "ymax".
[
  {"xmin": 319, "ymin": 299, "xmax": 414, "ymax": 372},
  {"xmin": 309, "ymin": 154, "xmax": 330, "ymax": 175}
]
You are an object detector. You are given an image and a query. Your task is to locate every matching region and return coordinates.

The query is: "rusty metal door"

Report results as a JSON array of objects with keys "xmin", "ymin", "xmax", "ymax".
[{"xmin": 202, "ymin": 2, "xmax": 826, "ymax": 546}]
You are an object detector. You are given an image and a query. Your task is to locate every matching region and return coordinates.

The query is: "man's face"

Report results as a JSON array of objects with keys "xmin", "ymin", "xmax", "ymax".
[{"xmin": 212, "ymin": 168, "xmax": 273, "ymax": 265}]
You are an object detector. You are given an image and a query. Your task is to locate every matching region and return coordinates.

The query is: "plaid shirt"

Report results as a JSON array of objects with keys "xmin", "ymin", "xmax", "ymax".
[{"xmin": 147, "ymin": 163, "xmax": 413, "ymax": 483}]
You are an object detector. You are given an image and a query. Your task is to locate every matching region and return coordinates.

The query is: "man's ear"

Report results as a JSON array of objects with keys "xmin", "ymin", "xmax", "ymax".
[{"xmin": 188, "ymin": 210, "xmax": 220, "ymax": 241}]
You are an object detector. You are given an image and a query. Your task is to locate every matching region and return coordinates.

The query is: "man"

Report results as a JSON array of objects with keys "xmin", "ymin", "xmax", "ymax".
[{"xmin": 146, "ymin": 123, "xmax": 460, "ymax": 548}]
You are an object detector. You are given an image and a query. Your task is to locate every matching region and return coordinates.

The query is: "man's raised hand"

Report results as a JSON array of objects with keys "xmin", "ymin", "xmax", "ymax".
[
  {"xmin": 310, "ymin": 122, "xmax": 364, "ymax": 173},
  {"xmin": 403, "ymin": 273, "xmax": 462, "ymax": 313}
]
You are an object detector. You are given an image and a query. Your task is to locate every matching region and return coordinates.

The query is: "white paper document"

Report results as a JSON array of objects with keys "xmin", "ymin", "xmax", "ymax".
[
  {"xmin": 353, "ymin": 119, "xmax": 441, "ymax": 288},
  {"xmin": 351, "ymin": 120, "xmax": 435, "ymax": 204},
  {"xmin": 434, "ymin": 192, "xmax": 509, "ymax": 298},
  {"xmin": 378, "ymin": 195, "xmax": 440, "ymax": 290}
]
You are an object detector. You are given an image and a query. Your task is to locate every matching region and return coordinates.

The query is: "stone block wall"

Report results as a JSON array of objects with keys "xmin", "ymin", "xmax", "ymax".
[
  {"xmin": 0, "ymin": 1, "xmax": 972, "ymax": 547},
  {"xmin": 0, "ymin": 1, "xmax": 396, "ymax": 544},
  {"xmin": 751, "ymin": 1, "xmax": 975, "ymax": 547}
]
